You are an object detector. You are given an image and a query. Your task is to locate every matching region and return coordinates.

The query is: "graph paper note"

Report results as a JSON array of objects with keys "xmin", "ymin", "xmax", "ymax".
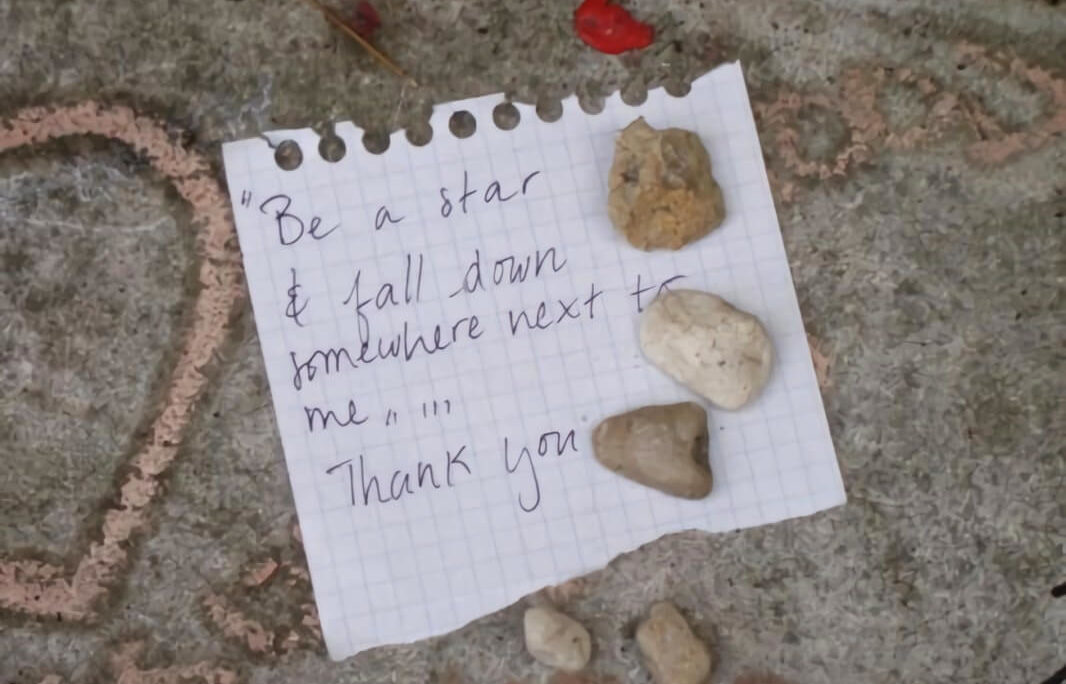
[{"xmin": 221, "ymin": 62, "xmax": 845, "ymax": 660}]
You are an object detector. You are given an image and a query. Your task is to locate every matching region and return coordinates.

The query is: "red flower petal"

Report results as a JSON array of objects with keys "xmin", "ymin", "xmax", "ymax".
[
  {"xmin": 574, "ymin": 0, "xmax": 654, "ymax": 55},
  {"xmin": 346, "ymin": 0, "xmax": 381, "ymax": 40}
]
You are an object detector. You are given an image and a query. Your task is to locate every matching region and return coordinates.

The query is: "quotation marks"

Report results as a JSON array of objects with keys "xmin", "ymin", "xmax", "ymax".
[
  {"xmin": 422, "ymin": 399, "xmax": 451, "ymax": 418},
  {"xmin": 240, "ymin": 189, "xmax": 253, "ymax": 207},
  {"xmin": 385, "ymin": 397, "xmax": 453, "ymax": 427}
]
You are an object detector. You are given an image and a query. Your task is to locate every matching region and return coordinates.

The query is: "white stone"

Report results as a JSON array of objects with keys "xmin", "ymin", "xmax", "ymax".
[
  {"xmin": 640, "ymin": 289, "xmax": 773, "ymax": 410},
  {"xmin": 523, "ymin": 605, "xmax": 592, "ymax": 672}
]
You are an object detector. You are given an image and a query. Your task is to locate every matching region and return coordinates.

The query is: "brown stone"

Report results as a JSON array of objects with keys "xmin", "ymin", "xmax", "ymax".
[
  {"xmin": 591, "ymin": 402, "xmax": 711, "ymax": 499},
  {"xmin": 636, "ymin": 602, "xmax": 713, "ymax": 684},
  {"xmin": 607, "ymin": 117, "xmax": 725, "ymax": 250}
]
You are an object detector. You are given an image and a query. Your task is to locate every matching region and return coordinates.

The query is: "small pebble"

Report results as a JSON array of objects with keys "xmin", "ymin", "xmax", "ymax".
[
  {"xmin": 523, "ymin": 605, "xmax": 592, "ymax": 672},
  {"xmin": 607, "ymin": 117, "xmax": 725, "ymax": 250},
  {"xmin": 592, "ymin": 402, "xmax": 712, "ymax": 499},
  {"xmin": 640, "ymin": 289, "xmax": 773, "ymax": 410},
  {"xmin": 636, "ymin": 602, "xmax": 713, "ymax": 684}
]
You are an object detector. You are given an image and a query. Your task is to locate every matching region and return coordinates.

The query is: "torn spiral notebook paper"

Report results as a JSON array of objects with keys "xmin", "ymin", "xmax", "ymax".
[{"xmin": 221, "ymin": 61, "xmax": 846, "ymax": 660}]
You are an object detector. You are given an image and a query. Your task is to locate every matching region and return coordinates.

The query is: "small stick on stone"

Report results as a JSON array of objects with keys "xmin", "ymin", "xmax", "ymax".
[{"xmin": 300, "ymin": 0, "xmax": 418, "ymax": 86}]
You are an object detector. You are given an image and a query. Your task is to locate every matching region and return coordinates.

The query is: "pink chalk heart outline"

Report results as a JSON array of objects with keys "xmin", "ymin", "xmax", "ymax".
[{"xmin": 0, "ymin": 102, "xmax": 243, "ymax": 620}]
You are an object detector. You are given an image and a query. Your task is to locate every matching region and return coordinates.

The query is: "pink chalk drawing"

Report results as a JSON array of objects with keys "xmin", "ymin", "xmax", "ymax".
[
  {"xmin": 0, "ymin": 102, "xmax": 244, "ymax": 620},
  {"xmin": 202, "ymin": 531, "xmax": 323, "ymax": 658},
  {"xmin": 32, "ymin": 641, "xmax": 238, "ymax": 684},
  {"xmin": 110, "ymin": 641, "xmax": 239, "ymax": 684},
  {"xmin": 754, "ymin": 43, "xmax": 1066, "ymax": 203},
  {"xmin": 3, "ymin": 30, "xmax": 1064, "ymax": 682}
]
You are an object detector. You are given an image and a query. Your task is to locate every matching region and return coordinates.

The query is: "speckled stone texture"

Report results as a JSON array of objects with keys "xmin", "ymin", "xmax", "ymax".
[{"xmin": 1, "ymin": 1, "xmax": 1064, "ymax": 683}]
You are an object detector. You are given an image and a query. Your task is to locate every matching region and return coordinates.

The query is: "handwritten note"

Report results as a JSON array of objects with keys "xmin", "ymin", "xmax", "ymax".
[{"xmin": 222, "ymin": 62, "xmax": 845, "ymax": 660}]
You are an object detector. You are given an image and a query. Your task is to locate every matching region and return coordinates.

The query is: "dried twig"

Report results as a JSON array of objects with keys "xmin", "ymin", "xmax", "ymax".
[{"xmin": 300, "ymin": 0, "xmax": 417, "ymax": 86}]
